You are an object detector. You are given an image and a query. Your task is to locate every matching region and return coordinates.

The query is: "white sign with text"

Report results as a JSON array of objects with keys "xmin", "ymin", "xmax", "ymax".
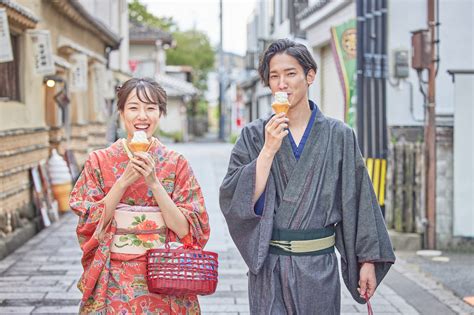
[
  {"xmin": 28, "ymin": 30, "xmax": 55, "ymax": 75},
  {"xmin": 70, "ymin": 53, "xmax": 88, "ymax": 92},
  {"xmin": 0, "ymin": 8, "xmax": 13, "ymax": 63}
]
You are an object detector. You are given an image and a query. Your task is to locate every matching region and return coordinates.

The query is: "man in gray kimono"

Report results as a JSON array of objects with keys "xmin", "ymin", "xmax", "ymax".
[{"xmin": 219, "ymin": 39, "xmax": 395, "ymax": 314}]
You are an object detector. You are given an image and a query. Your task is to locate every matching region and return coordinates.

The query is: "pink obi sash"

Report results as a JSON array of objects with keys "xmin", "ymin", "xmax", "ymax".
[{"xmin": 110, "ymin": 204, "xmax": 166, "ymax": 255}]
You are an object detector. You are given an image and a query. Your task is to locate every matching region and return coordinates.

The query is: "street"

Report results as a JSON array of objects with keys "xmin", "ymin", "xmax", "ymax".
[{"xmin": 0, "ymin": 142, "xmax": 471, "ymax": 314}]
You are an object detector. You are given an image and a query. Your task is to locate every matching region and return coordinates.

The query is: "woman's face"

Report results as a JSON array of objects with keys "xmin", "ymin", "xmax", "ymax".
[
  {"xmin": 120, "ymin": 88, "xmax": 161, "ymax": 140},
  {"xmin": 268, "ymin": 53, "xmax": 315, "ymax": 111}
]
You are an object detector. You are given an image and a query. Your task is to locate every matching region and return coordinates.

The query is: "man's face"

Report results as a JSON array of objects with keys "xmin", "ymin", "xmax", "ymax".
[{"xmin": 268, "ymin": 53, "xmax": 315, "ymax": 111}]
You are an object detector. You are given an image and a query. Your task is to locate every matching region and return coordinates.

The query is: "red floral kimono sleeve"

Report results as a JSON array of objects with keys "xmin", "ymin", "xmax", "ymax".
[
  {"xmin": 171, "ymin": 156, "xmax": 210, "ymax": 248},
  {"xmin": 69, "ymin": 153, "xmax": 114, "ymax": 303}
]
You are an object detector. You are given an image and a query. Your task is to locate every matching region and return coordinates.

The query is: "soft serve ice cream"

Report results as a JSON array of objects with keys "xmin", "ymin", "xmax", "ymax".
[
  {"xmin": 129, "ymin": 131, "xmax": 150, "ymax": 153},
  {"xmin": 47, "ymin": 149, "xmax": 73, "ymax": 212},
  {"xmin": 272, "ymin": 92, "xmax": 290, "ymax": 114},
  {"xmin": 48, "ymin": 149, "xmax": 73, "ymax": 185}
]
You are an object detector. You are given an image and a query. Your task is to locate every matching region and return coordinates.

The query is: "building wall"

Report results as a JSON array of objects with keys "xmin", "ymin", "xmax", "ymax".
[
  {"xmin": 436, "ymin": 127, "xmax": 454, "ymax": 248},
  {"xmin": 0, "ymin": 33, "xmax": 46, "ymax": 131},
  {"xmin": 386, "ymin": 0, "xmax": 474, "ymax": 126},
  {"xmin": 0, "ymin": 0, "xmax": 118, "ymax": 256},
  {"xmin": 159, "ymin": 98, "xmax": 186, "ymax": 139},
  {"xmin": 271, "ymin": 0, "xmax": 290, "ymax": 40},
  {"xmin": 303, "ymin": 2, "xmax": 354, "ymax": 48},
  {"xmin": 29, "ymin": 1, "xmax": 105, "ymax": 54},
  {"xmin": 80, "ymin": 0, "xmax": 130, "ymax": 73},
  {"xmin": 304, "ymin": 2, "xmax": 355, "ymax": 122},
  {"xmin": 452, "ymin": 74, "xmax": 474, "ymax": 239},
  {"xmin": 130, "ymin": 45, "xmax": 157, "ymax": 77},
  {"xmin": 0, "ymin": 128, "xmax": 49, "ymax": 233},
  {"xmin": 4, "ymin": 0, "xmax": 111, "ymax": 132},
  {"xmin": 257, "ymin": 1, "xmax": 271, "ymax": 41},
  {"xmin": 319, "ymin": 45, "xmax": 344, "ymax": 120},
  {"xmin": 386, "ymin": 1, "xmax": 472, "ymax": 247},
  {"xmin": 130, "ymin": 45, "xmax": 157, "ymax": 62}
]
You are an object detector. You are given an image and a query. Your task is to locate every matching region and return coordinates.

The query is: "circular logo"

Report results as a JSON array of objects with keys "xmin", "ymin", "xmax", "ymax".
[{"xmin": 341, "ymin": 28, "xmax": 357, "ymax": 59}]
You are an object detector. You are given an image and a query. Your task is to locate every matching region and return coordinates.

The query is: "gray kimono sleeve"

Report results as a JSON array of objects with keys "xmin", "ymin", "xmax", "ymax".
[
  {"xmin": 336, "ymin": 128, "xmax": 396, "ymax": 304},
  {"xmin": 219, "ymin": 126, "xmax": 275, "ymax": 274}
]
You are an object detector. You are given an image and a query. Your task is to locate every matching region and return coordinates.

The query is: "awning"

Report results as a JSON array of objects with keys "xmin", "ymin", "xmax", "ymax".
[
  {"xmin": 155, "ymin": 73, "xmax": 198, "ymax": 98},
  {"xmin": 0, "ymin": 0, "xmax": 38, "ymax": 33}
]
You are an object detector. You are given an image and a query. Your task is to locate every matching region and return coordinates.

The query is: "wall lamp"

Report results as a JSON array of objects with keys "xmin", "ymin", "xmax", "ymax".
[{"xmin": 43, "ymin": 75, "xmax": 65, "ymax": 88}]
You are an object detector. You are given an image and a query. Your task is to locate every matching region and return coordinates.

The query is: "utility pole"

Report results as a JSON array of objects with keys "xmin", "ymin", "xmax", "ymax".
[
  {"xmin": 218, "ymin": 0, "xmax": 225, "ymax": 140},
  {"xmin": 425, "ymin": 0, "xmax": 437, "ymax": 249}
]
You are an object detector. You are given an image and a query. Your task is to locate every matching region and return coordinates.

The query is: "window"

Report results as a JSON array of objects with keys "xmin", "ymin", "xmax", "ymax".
[
  {"xmin": 279, "ymin": 0, "xmax": 288, "ymax": 25},
  {"xmin": 280, "ymin": 0, "xmax": 284, "ymax": 25},
  {"xmin": 0, "ymin": 34, "xmax": 20, "ymax": 101},
  {"xmin": 270, "ymin": 0, "xmax": 275, "ymax": 34}
]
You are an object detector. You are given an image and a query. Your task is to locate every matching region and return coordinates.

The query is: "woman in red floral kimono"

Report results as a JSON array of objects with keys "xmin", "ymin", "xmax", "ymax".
[{"xmin": 70, "ymin": 78, "xmax": 210, "ymax": 314}]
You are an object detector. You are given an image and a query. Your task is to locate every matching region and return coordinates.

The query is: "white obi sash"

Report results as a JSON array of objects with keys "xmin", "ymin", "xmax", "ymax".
[{"xmin": 110, "ymin": 204, "xmax": 166, "ymax": 255}]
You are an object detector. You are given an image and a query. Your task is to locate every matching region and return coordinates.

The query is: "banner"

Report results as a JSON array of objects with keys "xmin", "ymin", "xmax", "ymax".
[
  {"xmin": 28, "ymin": 30, "xmax": 55, "ymax": 75},
  {"xmin": 330, "ymin": 19, "xmax": 357, "ymax": 127},
  {"xmin": 0, "ymin": 8, "xmax": 13, "ymax": 63},
  {"xmin": 69, "ymin": 54, "xmax": 88, "ymax": 92}
]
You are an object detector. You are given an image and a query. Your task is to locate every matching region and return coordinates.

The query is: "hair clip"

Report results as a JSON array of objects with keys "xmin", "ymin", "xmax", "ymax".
[{"xmin": 115, "ymin": 85, "xmax": 122, "ymax": 93}]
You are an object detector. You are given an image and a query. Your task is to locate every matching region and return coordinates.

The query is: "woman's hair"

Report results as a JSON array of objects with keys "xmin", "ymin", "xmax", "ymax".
[
  {"xmin": 116, "ymin": 78, "xmax": 167, "ymax": 116},
  {"xmin": 258, "ymin": 38, "xmax": 318, "ymax": 87}
]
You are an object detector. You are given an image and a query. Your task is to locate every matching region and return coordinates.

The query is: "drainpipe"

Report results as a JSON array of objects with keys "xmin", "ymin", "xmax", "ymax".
[{"xmin": 356, "ymin": 0, "xmax": 365, "ymax": 152}]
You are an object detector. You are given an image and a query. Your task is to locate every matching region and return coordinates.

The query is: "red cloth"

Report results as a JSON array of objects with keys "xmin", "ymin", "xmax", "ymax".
[{"xmin": 70, "ymin": 138, "xmax": 210, "ymax": 314}]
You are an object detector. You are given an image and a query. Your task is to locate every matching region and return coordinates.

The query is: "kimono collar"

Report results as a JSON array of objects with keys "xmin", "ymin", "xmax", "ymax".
[{"xmin": 287, "ymin": 101, "xmax": 318, "ymax": 160}]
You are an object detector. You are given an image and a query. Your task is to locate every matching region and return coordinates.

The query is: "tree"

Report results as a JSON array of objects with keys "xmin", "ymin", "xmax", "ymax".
[
  {"xmin": 128, "ymin": 0, "xmax": 176, "ymax": 32},
  {"xmin": 128, "ymin": 1, "xmax": 216, "ymax": 136},
  {"xmin": 128, "ymin": 1, "xmax": 216, "ymax": 92},
  {"xmin": 166, "ymin": 30, "xmax": 215, "ymax": 91}
]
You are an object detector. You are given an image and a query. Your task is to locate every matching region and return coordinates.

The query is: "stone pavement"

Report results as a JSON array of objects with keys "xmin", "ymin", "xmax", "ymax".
[{"xmin": 0, "ymin": 142, "xmax": 471, "ymax": 314}]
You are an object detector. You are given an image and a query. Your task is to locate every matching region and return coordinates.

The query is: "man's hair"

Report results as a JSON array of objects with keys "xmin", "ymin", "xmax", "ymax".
[{"xmin": 258, "ymin": 38, "xmax": 318, "ymax": 86}]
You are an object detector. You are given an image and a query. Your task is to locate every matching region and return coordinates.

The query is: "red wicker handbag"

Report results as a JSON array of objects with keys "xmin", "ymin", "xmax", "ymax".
[{"xmin": 146, "ymin": 241, "xmax": 219, "ymax": 296}]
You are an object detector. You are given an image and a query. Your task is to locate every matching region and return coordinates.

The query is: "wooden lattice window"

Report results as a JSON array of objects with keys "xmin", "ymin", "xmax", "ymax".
[{"xmin": 0, "ymin": 34, "xmax": 20, "ymax": 101}]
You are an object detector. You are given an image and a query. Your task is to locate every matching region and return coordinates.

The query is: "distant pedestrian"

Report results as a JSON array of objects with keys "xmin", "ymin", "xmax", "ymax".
[
  {"xmin": 70, "ymin": 78, "xmax": 209, "ymax": 314},
  {"xmin": 220, "ymin": 39, "xmax": 395, "ymax": 314}
]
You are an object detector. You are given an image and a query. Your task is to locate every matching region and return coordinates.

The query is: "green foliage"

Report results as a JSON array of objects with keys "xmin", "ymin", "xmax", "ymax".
[
  {"xmin": 166, "ymin": 30, "xmax": 215, "ymax": 91},
  {"xmin": 211, "ymin": 106, "xmax": 219, "ymax": 121},
  {"xmin": 128, "ymin": 0, "xmax": 176, "ymax": 32},
  {"xmin": 229, "ymin": 133, "xmax": 240, "ymax": 144},
  {"xmin": 196, "ymin": 100, "xmax": 209, "ymax": 116},
  {"xmin": 159, "ymin": 130, "xmax": 184, "ymax": 143},
  {"xmin": 128, "ymin": 1, "xmax": 216, "ymax": 94}
]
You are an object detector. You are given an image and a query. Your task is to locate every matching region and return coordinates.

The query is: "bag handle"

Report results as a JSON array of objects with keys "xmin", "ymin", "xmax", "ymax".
[{"xmin": 164, "ymin": 226, "xmax": 202, "ymax": 250}]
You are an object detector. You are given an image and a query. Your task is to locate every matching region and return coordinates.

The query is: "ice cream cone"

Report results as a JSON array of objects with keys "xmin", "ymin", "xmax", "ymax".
[
  {"xmin": 51, "ymin": 182, "xmax": 73, "ymax": 212},
  {"xmin": 272, "ymin": 102, "xmax": 290, "ymax": 114},
  {"xmin": 47, "ymin": 149, "xmax": 73, "ymax": 212},
  {"xmin": 129, "ymin": 142, "xmax": 149, "ymax": 153},
  {"xmin": 272, "ymin": 92, "xmax": 291, "ymax": 114},
  {"xmin": 128, "ymin": 131, "xmax": 150, "ymax": 153}
]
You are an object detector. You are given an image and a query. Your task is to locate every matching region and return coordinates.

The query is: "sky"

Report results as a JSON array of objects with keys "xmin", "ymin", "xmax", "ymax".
[{"xmin": 141, "ymin": 0, "xmax": 257, "ymax": 56}]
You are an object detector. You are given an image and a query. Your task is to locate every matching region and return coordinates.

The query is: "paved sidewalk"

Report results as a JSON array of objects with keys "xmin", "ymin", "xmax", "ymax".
[{"xmin": 0, "ymin": 142, "xmax": 470, "ymax": 314}]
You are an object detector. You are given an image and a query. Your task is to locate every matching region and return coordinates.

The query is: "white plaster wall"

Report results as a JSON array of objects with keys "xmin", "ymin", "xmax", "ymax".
[{"xmin": 386, "ymin": 0, "xmax": 474, "ymax": 126}]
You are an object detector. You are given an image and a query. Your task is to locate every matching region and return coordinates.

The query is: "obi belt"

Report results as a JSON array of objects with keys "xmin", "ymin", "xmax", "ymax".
[
  {"xmin": 110, "ymin": 204, "xmax": 166, "ymax": 255},
  {"xmin": 269, "ymin": 226, "xmax": 335, "ymax": 256}
]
